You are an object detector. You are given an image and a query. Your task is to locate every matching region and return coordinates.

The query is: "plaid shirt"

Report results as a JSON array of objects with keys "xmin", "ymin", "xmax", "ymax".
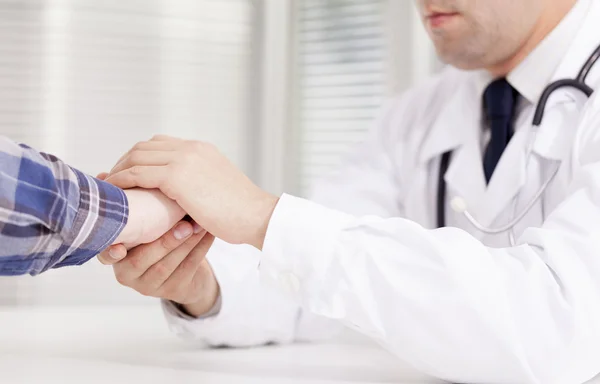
[{"xmin": 0, "ymin": 136, "xmax": 129, "ymax": 276}]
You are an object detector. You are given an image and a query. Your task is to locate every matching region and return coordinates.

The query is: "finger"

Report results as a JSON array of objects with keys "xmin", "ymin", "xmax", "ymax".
[
  {"xmin": 114, "ymin": 221, "xmax": 196, "ymax": 282},
  {"xmin": 151, "ymin": 134, "xmax": 182, "ymax": 142},
  {"xmin": 138, "ymin": 229, "xmax": 208, "ymax": 290},
  {"xmin": 160, "ymin": 233, "xmax": 215, "ymax": 293},
  {"xmin": 96, "ymin": 172, "xmax": 109, "ymax": 181},
  {"xmin": 98, "ymin": 244, "xmax": 127, "ymax": 265},
  {"xmin": 110, "ymin": 145, "xmax": 140, "ymax": 174},
  {"xmin": 109, "ymin": 151, "xmax": 173, "ymax": 176},
  {"xmin": 105, "ymin": 166, "xmax": 168, "ymax": 190},
  {"xmin": 109, "ymin": 141, "xmax": 179, "ymax": 176},
  {"xmin": 133, "ymin": 141, "xmax": 180, "ymax": 151}
]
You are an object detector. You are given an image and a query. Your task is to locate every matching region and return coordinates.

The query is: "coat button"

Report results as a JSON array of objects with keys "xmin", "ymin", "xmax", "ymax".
[{"xmin": 279, "ymin": 272, "xmax": 301, "ymax": 294}]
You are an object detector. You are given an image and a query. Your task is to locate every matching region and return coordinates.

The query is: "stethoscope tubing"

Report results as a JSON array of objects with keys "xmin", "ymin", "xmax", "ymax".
[{"xmin": 436, "ymin": 43, "xmax": 600, "ymax": 234}]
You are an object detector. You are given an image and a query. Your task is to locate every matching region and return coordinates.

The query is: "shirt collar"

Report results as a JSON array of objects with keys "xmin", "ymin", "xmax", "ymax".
[{"xmin": 474, "ymin": 0, "xmax": 591, "ymax": 104}]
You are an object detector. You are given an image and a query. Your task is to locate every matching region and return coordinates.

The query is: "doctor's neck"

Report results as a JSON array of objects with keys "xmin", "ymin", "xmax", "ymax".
[
  {"xmin": 420, "ymin": 0, "xmax": 578, "ymax": 77},
  {"xmin": 485, "ymin": 0, "xmax": 578, "ymax": 77}
]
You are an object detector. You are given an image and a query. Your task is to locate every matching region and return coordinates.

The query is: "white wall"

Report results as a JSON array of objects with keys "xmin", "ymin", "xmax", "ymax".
[
  {"xmin": 289, "ymin": 0, "xmax": 438, "ymax": 194},
  {"xmin": 0, "ymin": 0, "xmax": 255, "ymax": 305},
  {"xmin": 0, "ymin": 0, "xmax": 438, "ymax": 306},
  {"xmin": 386, "ymin": 0, "xmax": 439, "ymax": 92}
]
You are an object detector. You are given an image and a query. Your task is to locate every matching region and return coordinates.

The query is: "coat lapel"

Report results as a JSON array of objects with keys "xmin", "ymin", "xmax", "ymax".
[
  {"xmin": 419, "ymin": 76, "xmax": 487, "ymax": 222},
  {"xmin": 457, "ymin": 0, "xmax": 600, "ymax": 228},
  {"xmin": 416, "ymin": 1, "xmax": 600, "ymax": 230}
]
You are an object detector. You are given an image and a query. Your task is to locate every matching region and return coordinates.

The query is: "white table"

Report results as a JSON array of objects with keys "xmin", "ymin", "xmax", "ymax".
[
  {"xmin": 0, "ymin": 305, "xmax": 442, "ymax": 384},
  {"xmin": 0, "ymin": 306, "xmax": 598, "ymax": 384}
]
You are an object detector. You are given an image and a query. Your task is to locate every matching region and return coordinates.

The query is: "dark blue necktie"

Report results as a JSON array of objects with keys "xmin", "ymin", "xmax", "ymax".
[{"xmin": 483, "ymin": 78, "xmax": 518, "ymax": 184}]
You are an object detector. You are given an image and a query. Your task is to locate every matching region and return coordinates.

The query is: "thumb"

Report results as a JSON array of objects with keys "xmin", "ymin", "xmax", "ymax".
[
  {"xmin": 98, "ymin": 244, "xmax": 127, "ymax": 265},
  {"xmin": 97, "ymin": 172, "xmax": 109, "ymax": 181}
]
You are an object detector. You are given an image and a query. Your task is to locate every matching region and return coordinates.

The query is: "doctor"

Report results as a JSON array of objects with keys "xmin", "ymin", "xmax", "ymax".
[{"xmin": 102, "ymin": 0, "xmax": 600, "ymax": 382}]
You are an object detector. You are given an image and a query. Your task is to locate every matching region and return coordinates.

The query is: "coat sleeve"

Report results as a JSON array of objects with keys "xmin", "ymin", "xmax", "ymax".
[
  {"xmin": 162, "ymin": 98, "xmax": 408, "ymax": 347},
  {"xmin": 258, "ymin": 93, "xmax": 600, "ymax": 384}
]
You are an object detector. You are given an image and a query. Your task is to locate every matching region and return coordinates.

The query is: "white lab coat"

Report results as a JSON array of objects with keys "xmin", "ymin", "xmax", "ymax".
[{"xmin": 164, "ymin": 3, "xmax": 600, "ymax": 383}]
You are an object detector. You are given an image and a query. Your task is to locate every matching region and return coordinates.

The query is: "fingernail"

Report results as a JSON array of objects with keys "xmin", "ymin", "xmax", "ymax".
[
  {"xmin": 174, "ymin": 223, "xmax": 193, "ymax": 240},
  {"xmin": 193, "ymin": 222, "xmax": 203, "ymax": 234},
  {"xmin": 108, "ymin": 248, "xmax": 121, "ymax": 260}
]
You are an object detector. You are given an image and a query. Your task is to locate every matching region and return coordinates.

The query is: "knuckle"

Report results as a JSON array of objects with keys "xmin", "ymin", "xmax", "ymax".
[
  {"xmin": 158, "ymin": 233, "xmax": 178, "ymax": 251},
  {"xmin": 126, "ymin": 254, "xmax": 145, "ymax": 270},
  {"xmin": 136, "ymin": 285, "xmax": 155, "ymax": 297},
  {"xmin": 152, "ymin": 134, "xmax": 171, "ymax": 141},
  {"xmin": 114, "ymin": 269, "xmax": 130, "ymax": 287},
  {"xmin": 129, "ymin": 165, "xmax": 143, "ymax": 175},
  {"xmin": 129, "ymin": 150, "xmax": 142, "ymax": 163},
  {"xmin": 122, "ymin": 247, "xmax": 148, "ymax": 270},
  {"xmin": 148, "ymin": 263, "xmax": 171, "ymax": 282},
  {"xmin": 180, "ymin": 256, "xmax": 199, "ymax": 272}
]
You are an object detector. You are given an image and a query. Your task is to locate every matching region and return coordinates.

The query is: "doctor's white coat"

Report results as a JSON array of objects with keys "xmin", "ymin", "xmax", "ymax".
[{"xmin": 165, "ymin": 2, "xmax": 600, "ymax": 383}]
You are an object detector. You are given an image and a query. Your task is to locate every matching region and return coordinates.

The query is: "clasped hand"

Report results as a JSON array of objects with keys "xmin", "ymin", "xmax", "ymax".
[
  {"xmin": 107, "ymin": 135, "xmax": 279, "ymax": 249},
  {"xmin": 96, "ymin": 135, "xmax": 278, "ymax": 316}
]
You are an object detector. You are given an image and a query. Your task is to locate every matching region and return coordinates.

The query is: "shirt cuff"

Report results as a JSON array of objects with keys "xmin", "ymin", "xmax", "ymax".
[
  {"xmin": 53, "ymin": 169, "xmax": 129, "ymax": 269},
  {"xmin": 259, "ymin": 194, "xmax": 354, "ymax": 303},
  {"xmin": 164, "ymin": 295, "xmax": 223, "ymax": 321}
]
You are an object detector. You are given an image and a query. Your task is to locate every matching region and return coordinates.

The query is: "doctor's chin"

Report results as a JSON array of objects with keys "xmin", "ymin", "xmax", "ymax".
[{"xmin": 2, "ymin": 1, "xmax": 600, "ymax": 383}]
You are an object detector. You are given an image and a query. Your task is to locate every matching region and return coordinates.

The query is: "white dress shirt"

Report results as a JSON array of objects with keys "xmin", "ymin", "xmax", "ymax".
[{"xmin": 477, "ymin": 0, "xmax": 588, "ymax": 148}]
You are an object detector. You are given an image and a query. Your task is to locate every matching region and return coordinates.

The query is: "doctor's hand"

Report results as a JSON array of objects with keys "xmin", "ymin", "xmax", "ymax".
[
  {"xmin": 105, "ymin": 136, "xmax": 279, "ymax": 250},
  {"xmin": 98, "ymin": 221, "xmax": 220, "ymax": 316}
]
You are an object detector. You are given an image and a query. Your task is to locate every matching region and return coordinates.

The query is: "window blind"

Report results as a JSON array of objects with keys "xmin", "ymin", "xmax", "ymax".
[
  {"xmin": 294, "ymin": 0, "xmax": 388, "ymax": 194},
  {"xmin": 0, "ymin": 0, "xmax": 255, "ymax": 305}
]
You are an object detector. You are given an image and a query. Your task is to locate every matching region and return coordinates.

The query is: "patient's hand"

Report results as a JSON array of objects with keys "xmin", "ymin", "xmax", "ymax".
[
  {"xmin": 97, "ymin": 173, "xmax": 185, "ymax": 248},
  {"xmin": 115, "ymin": 188, "xmax": 186, "ymax": 247}
]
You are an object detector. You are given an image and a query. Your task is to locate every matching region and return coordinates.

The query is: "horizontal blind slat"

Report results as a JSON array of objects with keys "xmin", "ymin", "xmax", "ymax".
[
  {"xmin": 295, "ymin": 0, "xmax": 387, "ymax": 194},
  {"xmin": 0, "ymin": 0, "xmax": 253, "ymax": 305}
]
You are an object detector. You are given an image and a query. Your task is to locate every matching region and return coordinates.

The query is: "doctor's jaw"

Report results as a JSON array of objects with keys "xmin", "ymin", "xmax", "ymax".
[{"xmin": 414, "ymin": 0, "xmax": 576, "ymax": 76}]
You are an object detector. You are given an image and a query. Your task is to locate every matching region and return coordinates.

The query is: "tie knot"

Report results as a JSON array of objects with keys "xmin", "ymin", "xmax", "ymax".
[{"xmin": 484, "ymin": 78, "xmax": 517, "ymax": 119}]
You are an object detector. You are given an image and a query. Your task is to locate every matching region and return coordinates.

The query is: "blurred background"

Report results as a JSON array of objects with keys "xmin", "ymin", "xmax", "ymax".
[{"xmin": 0, "ymin": 0, "xmax": 438, "ymax": 307}]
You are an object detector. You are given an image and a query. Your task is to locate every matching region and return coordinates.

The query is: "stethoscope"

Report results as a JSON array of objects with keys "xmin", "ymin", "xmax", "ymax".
[{"xmin": 436, "ymin": 43, "xmax": 600, "ymax": 245}]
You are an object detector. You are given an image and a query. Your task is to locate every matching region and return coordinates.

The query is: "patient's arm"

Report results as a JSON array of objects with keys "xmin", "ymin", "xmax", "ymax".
[{"xmin": 0, "ymin": 135, "xmax": 184, "ymax": 276}]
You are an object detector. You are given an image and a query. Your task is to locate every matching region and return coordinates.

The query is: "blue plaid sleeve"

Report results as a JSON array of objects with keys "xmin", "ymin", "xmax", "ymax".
[{"xmin": 0, "ymin": 136, "xmax": 129, "ymax": 276}]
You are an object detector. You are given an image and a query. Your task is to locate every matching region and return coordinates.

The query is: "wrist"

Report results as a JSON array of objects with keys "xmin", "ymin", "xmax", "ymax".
[
  {"xmin": 114, "ymin": 189, "xmax": 141, "ymax": 245},
  {"xmin": 114, "ymin": 188, "xmax": 184, "ymax": 246},
  {"xmin": 181, "ymin": 294, "xmax": 220, "ymax": 319},
  {"xmin": 249, "ymin": 193, "xmax": 279, "ymax": 250},
  {"xmin": 180, "ymin": 261, "xmax": 220, "ymax": 318}
]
